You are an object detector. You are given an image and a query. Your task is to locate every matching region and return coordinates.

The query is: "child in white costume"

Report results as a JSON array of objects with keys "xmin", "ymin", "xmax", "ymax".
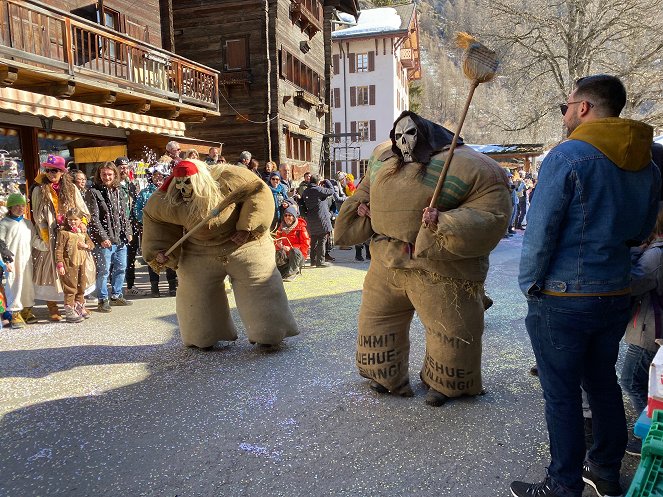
[{"xmin": 0, "ymin": 193, "xmax": 46, "ymax": 327}]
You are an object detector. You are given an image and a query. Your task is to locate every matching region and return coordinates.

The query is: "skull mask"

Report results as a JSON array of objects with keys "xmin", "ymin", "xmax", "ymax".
[
  {"xmin": 175, "ymin": 176, "xmax": 193, "ymax": 202},
  {"xmin": 394, "ymin": 116, "xmax": 418, "ymax": 163}
]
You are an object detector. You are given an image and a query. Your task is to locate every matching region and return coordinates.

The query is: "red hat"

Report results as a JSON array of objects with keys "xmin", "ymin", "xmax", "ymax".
[
  {"xmin": 160, "ymin": 160, "xmax": 199, "ymax": 191},
  {"xmin": 40, "ymin": 155, "xmax": 67, "ymax": 172}
]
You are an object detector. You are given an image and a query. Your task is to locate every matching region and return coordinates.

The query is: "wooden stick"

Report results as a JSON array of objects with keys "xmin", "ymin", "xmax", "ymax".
[
  {"xmin": 164, "ymin": 183, "xmax": 262, "ymax": 256},
  {"xmin": 428, "ymin": 80, "xmax": 479, "ymax": 210}
]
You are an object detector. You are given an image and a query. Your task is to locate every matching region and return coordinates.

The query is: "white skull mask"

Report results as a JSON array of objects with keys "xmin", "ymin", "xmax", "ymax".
[
  {"xmin": 175, "ymin": 176, "xmax": 193, "ymax": 201},
  {"xmin": 394, "ymin": 116, "xmax": 418, "ymax": 163}
]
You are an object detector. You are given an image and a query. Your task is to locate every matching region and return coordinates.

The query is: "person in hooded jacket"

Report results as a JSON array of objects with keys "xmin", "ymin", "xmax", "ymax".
[
  {"xmin": 302, "ymin": 176, "xmax": 334, "ymax": 267},
  {"xmin": 267, "ymin": 171, "xmax": 290, "ymax": 230},
  {"xmin": 513, "ymin": 75, "xmax": 661, "ymax": 497},
  {"xmin": 274, "ymin": 204, "xmax": 310, "ymax": 281}
]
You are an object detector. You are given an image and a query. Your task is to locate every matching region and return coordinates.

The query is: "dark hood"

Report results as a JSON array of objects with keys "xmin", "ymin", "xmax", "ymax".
[{"xmin": 389, "ymin": 111, "xmax": 462, "ymax": 165}]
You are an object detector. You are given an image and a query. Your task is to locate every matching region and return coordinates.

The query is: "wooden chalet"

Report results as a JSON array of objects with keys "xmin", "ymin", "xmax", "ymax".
[
  {"xmin": 169, "ymin": 0, "xmax": 360, "ymax": 178},
  {"xmin": 0, "ymin": 0, "xmax": 220, "ymax": 192}
]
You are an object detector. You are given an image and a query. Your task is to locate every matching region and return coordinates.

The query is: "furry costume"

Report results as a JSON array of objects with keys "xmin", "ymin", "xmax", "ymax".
[
  {"xmin": 142, "ymin": 160, "xmax": 298, "ymax": 348},
  {"xmin": 335, "ymin": 112, "xmax": 512, "ymax": 399}
]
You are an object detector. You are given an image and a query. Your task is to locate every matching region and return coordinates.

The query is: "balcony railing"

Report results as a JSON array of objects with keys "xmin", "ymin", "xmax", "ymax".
[
  {"xmin": 0, "ymin": 0, "xmax": 219, "ymax": 112},
  {"xmin": 290, "ymin": 0, "xmax": 323, "ymax": 37}
]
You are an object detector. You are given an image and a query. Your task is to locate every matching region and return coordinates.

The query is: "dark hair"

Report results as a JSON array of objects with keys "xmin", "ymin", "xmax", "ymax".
[
  {"xmin": 94, "ymin": 162, "xmax": 120, "ymax": 188},
  {"xmin": 574, "ymin": 74, "xmax": 626, "ymax": 117}
]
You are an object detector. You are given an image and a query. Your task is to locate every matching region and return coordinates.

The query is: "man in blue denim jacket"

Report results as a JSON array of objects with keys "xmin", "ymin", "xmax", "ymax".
[{"xmin": 511, "ymin": 75, "xmax": 661, "ymax": 497}]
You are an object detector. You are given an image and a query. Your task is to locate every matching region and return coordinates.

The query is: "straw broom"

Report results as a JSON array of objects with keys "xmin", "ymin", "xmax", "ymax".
[{"xmin": 427, "ymin": 32, "xmax": 500, "ymax": 216}]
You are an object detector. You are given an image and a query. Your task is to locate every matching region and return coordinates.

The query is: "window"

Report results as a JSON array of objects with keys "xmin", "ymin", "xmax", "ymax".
[
  {"xmin": 285, "ymin": 130, "xmax": 312, "ymax": 161},
  {"xmin": 224, "ymin": 38, "xmax": 249, "ymax": 71},
  {"xmin": 356, "ymin": 53, "xmax": 368, "ymax": 72},
  {"xmin": 357, "ymin": 121, "xmax": 370, "ymax": 142},
  {"xmin": 357, "ymin": 86, "xmax": 369, "ymax": 106},
  {"xmin": 280, "ymin": 48, "xmax": 324, "ymax": 97}
]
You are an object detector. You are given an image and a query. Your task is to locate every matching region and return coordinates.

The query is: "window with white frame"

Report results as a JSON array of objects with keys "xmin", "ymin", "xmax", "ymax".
[
  {"xmin": 356, "ymin": 53, "xmax": 369, "ymax": 72},
  {"xmin": 357, "ymin": 121, "xmax": 370, "ymax": 141}
]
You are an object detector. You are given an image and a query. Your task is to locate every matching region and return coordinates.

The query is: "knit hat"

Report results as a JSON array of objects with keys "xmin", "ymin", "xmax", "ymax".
[
  {"xmin": 40, "ymin": 155, "xmax": 67, "ymax": 172},
  {"xmin": 284, "ymin": 205, "xmax": 299, "ymax": 218},
  {"xmin": 6, "ymin": 193, "xmax": 26, "ymax": 208},
  {"xmin": 269, "ymin": 171, "xmax": 281, "ymax": 180}
]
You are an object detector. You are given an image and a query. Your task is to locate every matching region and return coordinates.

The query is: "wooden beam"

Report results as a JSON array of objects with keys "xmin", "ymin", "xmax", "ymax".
[
  {"xmin": 149, "ymin": 107, "xmax": 180, "ymax": 119},
  {"xmin": 0, "ymin": 66, "xmax": 18, "ymax": 87},
  {"xmin": 75, "ymin": 91, "xmax": 117, "ymax": 105},
  {"xmin": 114, "ymin": 100, "xmax": 151, "ymax": 114},
  {"xmin": 50, "ymin": 81, "xmax": 76, "ymax": 98},
  {"xmin": 179, "ymin": 114, "xmax": 206, "ymax": 123}
]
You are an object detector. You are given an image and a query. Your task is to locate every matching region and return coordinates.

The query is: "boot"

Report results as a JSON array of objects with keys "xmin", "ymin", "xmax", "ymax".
[
  {"xmin": 75, "ymin": 302, "xmax": 90, "ymax": 319},
  {"xmin": 64, "ymin": 305, "xmax": 84, "ymax": 323},
  {"xmin": 10, "ymin": 312, "xmax": 25, "ymax": 329},
  {"xmin": 365, "ymin": 244, "xmax": 371, "ymax": 260},
  {"xmin": 168, "ymin": 279, "xmax": 177, "ymax": 297},
  {"xmin": 150, "ymin": 282, "xmax": 161, "ymax": 298},
  {"xmin": 20, "ymin": 307, "xmax": 38, "ymax": 324},
  {"xmin": 46, "ymin": 301, "xmax": 63, "ymax": 322},
  {"xmin": 355, "ymin": 246, "xmax": 364, "ymax": 262}
]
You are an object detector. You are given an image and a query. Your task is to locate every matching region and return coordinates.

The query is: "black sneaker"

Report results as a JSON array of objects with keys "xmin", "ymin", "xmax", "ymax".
[
  {"xmin": 97, "ymin": 299, "xmax": 112, "ymax": 313},
  {"xmin": 110, "ymin": 296, "xmax": 133, "ymax": 306},
  {"xmin": 582, "ymin": 463, "xmax": 623, "ymax": 497},
  {"xmin": 510, "ymin": 477, "xmax": 562, "ymax": 497},
  {"xmin": 355, "ymin": 256, "xmax": 365, "ymax": 262}
]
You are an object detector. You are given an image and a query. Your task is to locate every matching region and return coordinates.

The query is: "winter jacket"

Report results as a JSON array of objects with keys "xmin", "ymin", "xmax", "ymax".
[
  {"xmin": 269, "ymin": 183, "xmax": 290, "ymax": 221},
  {"xmin": 520, "ymin": 118, "xmax": 661, "ymax": 296},
  {"xmin": 625, "ymin": 238, "xmax": 663, "ymax": 352},
  {"xmin": 275, "ymin": 217, "xmax": 311, "ymax": 260},
  {"xmin": 133, "ymin": 183, "xmax": 157, "ymax": 224},
  {"xmin": 85, "ymin": 184, "xmax": 131, "ymax": 246},
  {"xmin": 302, "ymin": 181, "xmax": 334, "ymax": 236}
]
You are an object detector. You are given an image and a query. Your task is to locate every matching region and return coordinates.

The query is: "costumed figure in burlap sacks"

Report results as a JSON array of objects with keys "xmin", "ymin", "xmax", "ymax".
[
  {"xmin": 141, "ymin": 160, "xmax": 298, "ymax": 348},
  {"xmin": 335, "ymin": 111, "xmax": 512, "ymax": 405}
]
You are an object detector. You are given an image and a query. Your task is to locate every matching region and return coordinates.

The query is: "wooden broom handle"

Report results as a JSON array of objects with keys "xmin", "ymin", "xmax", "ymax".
[
  {"xmin": 428, "ymin": 80, "xmax": 480, "ymax": 209},
  {"xmin": 163, "ymin": 183, "xmax": 261, "ymax": 257}
]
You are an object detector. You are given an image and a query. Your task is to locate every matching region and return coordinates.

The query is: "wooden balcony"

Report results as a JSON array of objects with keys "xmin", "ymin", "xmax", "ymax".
[
  {"xmin": 290, "ymin": 0, "xmax": 323, "ymax": 38},
  {"xmin": 0, "ymin": 0, "xmax": 219, "ymax": 121}
]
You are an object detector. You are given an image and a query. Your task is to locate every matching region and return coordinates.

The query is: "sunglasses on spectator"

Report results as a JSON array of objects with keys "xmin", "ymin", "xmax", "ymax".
[
  {"xmin": 271, "ymin": 178, "xmax": 280, "ymax": 181},
  {"xmin": 560, "ymin": 101, "xmax": 594, "ymax": 116},
  {"xmin": 44, "ymin": 168, "xmax": 62, "ymax": 173}
]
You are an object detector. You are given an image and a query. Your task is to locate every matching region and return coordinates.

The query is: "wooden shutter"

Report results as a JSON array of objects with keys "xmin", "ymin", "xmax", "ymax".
[
  {"xmin": 369, "ymin": 85, "xmax": 375, "ymax": 105},
  {"xmin": 335, "ymin": 122, "xmax": 341, "ymax": 143},
  {"xmin": 351, "ymin": 121, "xmax": 357, "ymax": 140},
  {"xmin": 350, "ymin": 86, "xmax": 356, "ymax": 107},
  {"xmin": 349, "ymin": 53, "xmax": 355, "ymax": 73},
  {"xmin": 369, "ymin": 120, "xmax": 376, "ymax": 141},
  {"xmin": 333, "ymin": 88, "xmax": 340, "ymax": 108},
  {"xmin": 333, "ymin": 54, "xmax": 339, "ymax": 75},
  {"xmin": 225, "ymin": 39, "xmax": 247, "ymax": 70},
  {"xmin": 368, "ymin": 51, "xmax": 375, "ymax": 71}
]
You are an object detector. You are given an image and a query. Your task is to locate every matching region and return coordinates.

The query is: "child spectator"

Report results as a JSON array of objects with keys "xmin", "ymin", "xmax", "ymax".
[
  {"xmin": 0, "ymin": 193, "xmax": 43, "ymax": 328},
  {"xmin": 55, "ymin": 208, "xmax": 95, "ymax": 323},
  {"xmin": 274, "ymin": 205, "xmax": 310, "ymax": 281}
]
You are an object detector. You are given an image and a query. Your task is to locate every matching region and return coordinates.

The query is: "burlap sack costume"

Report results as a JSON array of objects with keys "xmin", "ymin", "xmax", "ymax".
[
  {"xmin": 142, "ymin": 162, "xmax": 298, "ymax": 348},
  {"xmin": 336, "ymin": 112, "xmax": 512, "ymax": 398}
]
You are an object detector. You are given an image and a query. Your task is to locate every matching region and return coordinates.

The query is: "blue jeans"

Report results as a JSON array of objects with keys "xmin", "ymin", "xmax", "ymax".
[
  {"xmin": 620, "ymin": 343, "xmax": 655, "ymax": 414},
  {"xmin": 94, "ymin": 244, "xmax": 128, "ymax": 301},
  {"xmin": 526, "ymin": 293, "xmax": 630, "ymax": 496}
]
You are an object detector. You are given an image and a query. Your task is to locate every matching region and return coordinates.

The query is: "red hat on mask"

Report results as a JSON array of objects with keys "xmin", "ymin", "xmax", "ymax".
[
  {"xmin": 40, "ymin": 155, "xmax": 67, "ymax": 172},
  {"xmin": 160, "ymin": 160, "xmax": 199, "ymax": 191}
]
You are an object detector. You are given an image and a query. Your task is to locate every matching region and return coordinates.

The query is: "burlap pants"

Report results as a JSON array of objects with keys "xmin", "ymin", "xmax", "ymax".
[
  {"xmin": 357, "ymin": 259, "xmax": 484, "ymax": 397},
  {"xmin": 176, "ymin": 236, "xmax": 299, "ymax": 348}
]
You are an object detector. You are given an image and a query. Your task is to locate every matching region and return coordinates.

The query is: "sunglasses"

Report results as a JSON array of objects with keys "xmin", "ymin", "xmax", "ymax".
[
  {"xmin": 560, "ymin": 101, "xmax": 594, "ymax": 116},
  {"xmin": 44, "ymin": 168, "xmax": 62, "ymax": 173},
  {"xmin": 270, "ymin": 178, "xmax": 280, "ymax": 181}
]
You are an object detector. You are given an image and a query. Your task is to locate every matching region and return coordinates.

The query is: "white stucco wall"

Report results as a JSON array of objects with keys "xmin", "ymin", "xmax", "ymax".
[{"xmin": 330, "ymin": 36, "xmax": 410, "ymax": 174}]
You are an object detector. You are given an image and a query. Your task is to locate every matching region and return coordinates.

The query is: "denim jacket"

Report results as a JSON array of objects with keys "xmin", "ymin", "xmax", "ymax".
[{"xmin": 519, "ymin": 118, "xmax": 661, "ymax": 296}]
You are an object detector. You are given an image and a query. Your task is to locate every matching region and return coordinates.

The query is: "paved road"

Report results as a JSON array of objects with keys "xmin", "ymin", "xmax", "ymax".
[{"xmin": 0, "ymin": 233, "xmax": 638, "ymax": 497}]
